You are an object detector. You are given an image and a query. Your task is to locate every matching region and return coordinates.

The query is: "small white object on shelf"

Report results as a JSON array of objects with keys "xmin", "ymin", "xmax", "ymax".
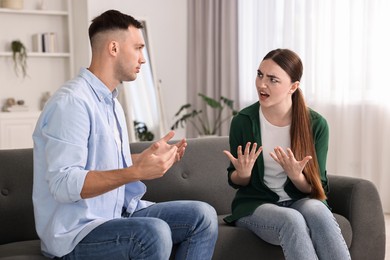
[{"xmin": 1, "ymin": 0, "xmax": 24, "ymax": 9}]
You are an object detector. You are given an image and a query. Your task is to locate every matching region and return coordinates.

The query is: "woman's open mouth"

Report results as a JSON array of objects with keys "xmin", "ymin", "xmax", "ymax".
[{"xmin": 259, "ymin": 91, "xmax": 269, "ymax": 99}]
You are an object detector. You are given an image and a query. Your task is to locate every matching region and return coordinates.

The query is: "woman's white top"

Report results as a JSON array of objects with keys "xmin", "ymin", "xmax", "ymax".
[{"xmin": 260, "ymin": 107, "xmax": 292, "ymax": 202}]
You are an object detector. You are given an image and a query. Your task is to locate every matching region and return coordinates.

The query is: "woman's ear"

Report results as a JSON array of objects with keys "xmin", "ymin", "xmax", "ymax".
[{"xmin": 289, "ymin": 81, "xmax": 300, "ymax": 94}]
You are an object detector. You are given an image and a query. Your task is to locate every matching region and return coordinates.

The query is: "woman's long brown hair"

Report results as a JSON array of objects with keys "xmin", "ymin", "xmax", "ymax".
[{"xmin": 263, "ymin": 49, "xmax": 326, "ymax": 200}]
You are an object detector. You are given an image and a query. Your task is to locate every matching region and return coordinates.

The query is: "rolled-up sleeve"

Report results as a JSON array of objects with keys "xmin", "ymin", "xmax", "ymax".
[{"xmin": 41, "ymin": 94, "xmax": 90, "ymax": 203}]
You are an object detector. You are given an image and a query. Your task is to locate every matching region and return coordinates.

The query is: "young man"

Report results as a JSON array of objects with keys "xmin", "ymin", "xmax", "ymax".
[{"xmin": 33, "ymin": 10, "xmax": 218, "ymax": 259}]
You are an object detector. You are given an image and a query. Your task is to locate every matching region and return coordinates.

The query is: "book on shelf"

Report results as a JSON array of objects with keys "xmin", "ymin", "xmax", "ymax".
[
  {"xmin": 32, "ymin": 32, "xmax": 58, "ymax": 53},
  {"xmin": 32, "ymin": 34, "xmax": 43, "ymax": 52}
]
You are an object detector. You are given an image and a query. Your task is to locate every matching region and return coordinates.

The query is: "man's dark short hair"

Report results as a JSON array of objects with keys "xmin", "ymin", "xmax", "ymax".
[{"xmin": 89, "ymin": 10, "xmax": 143, "ymax": 42}]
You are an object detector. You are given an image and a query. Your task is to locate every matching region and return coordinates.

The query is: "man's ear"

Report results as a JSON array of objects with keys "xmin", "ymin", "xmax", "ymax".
[
  {"xmin": 109, "ymin": 41, "xmax": 118, "ymax": 56},
  {"xmin": 289, "ymin": 81, "xmax": 300, "ymax": 94}
]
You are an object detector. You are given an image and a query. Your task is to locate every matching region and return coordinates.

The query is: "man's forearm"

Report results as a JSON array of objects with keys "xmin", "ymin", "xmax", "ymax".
[{"xmin": 81, "ymin": 167, "xmax": 140, "ymax": 199}]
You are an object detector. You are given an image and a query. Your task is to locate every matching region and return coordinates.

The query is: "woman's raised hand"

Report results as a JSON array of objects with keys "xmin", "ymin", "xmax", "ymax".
[
  {"xmin": 270, "ymin": 146, "xmax": 312, "ymax": 181},
  {"xmin": 224, "ymin": 142, "xmax": 262, "ymax": 179}
]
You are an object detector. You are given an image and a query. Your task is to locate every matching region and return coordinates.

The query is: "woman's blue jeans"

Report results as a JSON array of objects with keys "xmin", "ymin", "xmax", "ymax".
[
  {"xmin": 61, "ymin": 200, "xmax": 218, "ymax": 260},
  {"xmin": 236, "ymin": 198, "xmax": 351, "ymax": 260}
]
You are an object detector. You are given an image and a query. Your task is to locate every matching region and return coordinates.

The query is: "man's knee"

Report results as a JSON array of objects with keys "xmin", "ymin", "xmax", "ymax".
[
  {"xmin": 143, "ymin": 217, "xmax": 172, "ymax": 242},
  {"xmin": 188, "ymin": 201, "xmax": 218, "ymax": 234},
  {"xmin": 131, "ymin": 218, "xmax": 172, "ymax": 258}
]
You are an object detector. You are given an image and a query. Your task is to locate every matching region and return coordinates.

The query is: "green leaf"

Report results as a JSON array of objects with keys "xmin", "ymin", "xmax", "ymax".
[
  {"xmin": 198, "ymin": 93, "xmax": 222, "ymax": 109},
  {"xmin": 174, "ymin": 104, "xmax": 191, "ymax": 116},
  {"xmin": 133, "ymin": 120, "xmax": 154, "ymax": 141},
  {"xmin": 11, "ymin": 40, "xmax": 28, "ymax": 78},
  {"xmin": 170, "ymin": 92, "xmax": 237, "ymax": 136}
]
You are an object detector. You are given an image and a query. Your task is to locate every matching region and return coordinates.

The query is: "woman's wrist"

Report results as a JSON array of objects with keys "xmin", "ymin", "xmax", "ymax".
[
  {"xmin": 289, "ymin": 172, "xmax": 312, "ymax": 193},
  {"xmin": 232, "ymin": 170, "xmax": 251, "ymax": 186}
]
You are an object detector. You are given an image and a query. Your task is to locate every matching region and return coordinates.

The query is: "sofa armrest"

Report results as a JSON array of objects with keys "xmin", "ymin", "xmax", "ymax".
[{"xmin": 327, "ymin": 174, "xmax": 386, "ymax": 260}]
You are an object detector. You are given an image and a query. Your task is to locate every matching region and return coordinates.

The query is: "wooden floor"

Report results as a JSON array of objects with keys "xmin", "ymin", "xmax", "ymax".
[{"xmin": 386, "ymin": 214, "xmax": 389, "ymax": 260}]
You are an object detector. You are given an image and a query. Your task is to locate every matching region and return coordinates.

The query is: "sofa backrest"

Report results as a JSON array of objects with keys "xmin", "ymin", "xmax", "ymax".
[
  {"xmin": 0, "ymin": 148, "xmax": 38, "ymax": 245},
  {"xmin": 130, "ymin": 136, "xmax": 235, "ymax": 215},
  {"xmin": 0, "ymin": 136, "xmax": 235, "ymax": 245}
]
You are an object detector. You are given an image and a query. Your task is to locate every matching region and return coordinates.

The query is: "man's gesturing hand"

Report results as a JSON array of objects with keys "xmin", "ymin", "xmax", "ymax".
[
  {"xmin": 173, "ymin": 137, "xmax": 187, "ymax": 162},
  {"xmin": 133, "ymin": 131, "xmax": 181, "ymax": 180}
]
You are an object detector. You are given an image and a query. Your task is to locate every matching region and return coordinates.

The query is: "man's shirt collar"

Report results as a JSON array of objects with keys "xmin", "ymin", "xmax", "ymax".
[{"xmin": 79, "ymin": 68, "xmax": 119, "ymax": 101}]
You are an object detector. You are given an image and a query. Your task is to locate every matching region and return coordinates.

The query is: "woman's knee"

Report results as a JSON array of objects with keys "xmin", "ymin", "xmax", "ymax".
[
  {"xmin": 294, "ymin": 199, "xmax": 333, "ymax": 221},
  {"xmin": 281, "ymin": 209, "xmax": 308, "ymax": 230}
]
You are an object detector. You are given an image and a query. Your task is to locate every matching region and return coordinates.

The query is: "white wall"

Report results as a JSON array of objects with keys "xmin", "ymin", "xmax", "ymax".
[
  {"xmin": 0, "ymin": 0, "xmax": 71, "ymax": 111},
  {"xmin": 73, "ymin": 0, "xmax": 188, "ymax": 139},
  {"xmin": 0, "ymin": 0, "xmax": 187, "ymax": 138}
]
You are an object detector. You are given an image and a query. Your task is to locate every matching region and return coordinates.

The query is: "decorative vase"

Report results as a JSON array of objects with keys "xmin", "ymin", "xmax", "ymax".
[
  {"xmin": 40, "ymin": 91, "xmax": 51, "ymax": 110},
  {"xmin": 1, "ymin": 0, "xmax": 24, "ymax": 9},
  {"xmin": 36, "ymin": 0, "xmax": 45, "ymax": 10}
]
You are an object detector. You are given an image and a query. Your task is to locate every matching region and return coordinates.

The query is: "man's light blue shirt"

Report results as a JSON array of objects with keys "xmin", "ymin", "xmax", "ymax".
[{"xmin": 32, "ymin": 68, "xmax": 153, "ymax": 258}]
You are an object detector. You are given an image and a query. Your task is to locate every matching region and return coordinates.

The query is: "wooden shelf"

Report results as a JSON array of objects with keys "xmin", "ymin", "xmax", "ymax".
[
  {"xmin": 0, "ymin": 111, "xmax": 41, "ymax": 118},
  {"xmin": 0, "ymin": 52, "xmax": 71, "ymax": 58},
  {"xmin": 0, "ymin": 8, "xmax": 67, "ymax": 16}
]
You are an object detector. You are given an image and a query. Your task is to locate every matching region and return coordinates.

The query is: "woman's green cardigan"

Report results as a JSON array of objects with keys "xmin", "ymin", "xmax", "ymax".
[{"xmin": 224, "ymin": 102, "xmax": 329, "ymax": 224}]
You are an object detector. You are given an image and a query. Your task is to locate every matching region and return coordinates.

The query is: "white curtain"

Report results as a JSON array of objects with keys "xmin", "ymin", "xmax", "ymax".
[
  {"xmin": 187, "ymin": 0, "xmax": 239, "ymax": 137},
  {"xmin": 239, "ymin": 0, "xmax": 390, "ymax": 213}
]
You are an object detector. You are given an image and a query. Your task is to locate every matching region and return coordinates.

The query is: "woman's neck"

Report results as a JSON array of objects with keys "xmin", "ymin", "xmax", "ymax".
[{"xmin": 260, "ymin": 105, "xmax": 292, "ymax": 127}]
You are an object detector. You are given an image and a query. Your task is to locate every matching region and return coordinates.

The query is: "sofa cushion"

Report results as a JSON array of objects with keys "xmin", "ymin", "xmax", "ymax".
[
  {"xmin": 0, "ymin": 213, "xmax": 351, "ymax": 260},
  {"xmin": 0, "ymin": 149, "xmax": 38, "ymax": 245},
  {"xmin": 0, "ymin": 240, "xmax": 47, "ymax": 259},
  {"xmin": 215, "ymin": 215, "xmax": 284, "ymax": 259},
  {"xmin": 133, "ymin": 137, "xmax": 235, "ymax": 215}
]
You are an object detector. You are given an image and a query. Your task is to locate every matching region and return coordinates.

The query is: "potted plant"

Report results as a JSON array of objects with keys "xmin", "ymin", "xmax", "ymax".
[
  {"xmin": 11, "ymin": 40, "xmax": 28, "ymax": 78},
  {"xmin": 171, "ymin": 93, "xmax": 238, "ymax": 136},
  {"xmin": 134, "ymin": 120, "xmax": 154, "ymax": 141}
]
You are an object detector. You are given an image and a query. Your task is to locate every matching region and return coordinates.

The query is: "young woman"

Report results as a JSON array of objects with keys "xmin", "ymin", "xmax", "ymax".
[{"xmin": 223, "ymin": 48, "xmax": 350, "ymax": 260}]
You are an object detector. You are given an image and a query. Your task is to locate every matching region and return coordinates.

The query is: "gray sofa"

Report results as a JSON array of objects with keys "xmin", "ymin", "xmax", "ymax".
[{"xmin": 0, "ymin": 136, "xmax": 386, "ymax": 259}]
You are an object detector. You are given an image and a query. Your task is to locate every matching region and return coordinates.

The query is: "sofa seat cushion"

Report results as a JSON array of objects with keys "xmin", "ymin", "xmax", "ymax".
[
  {"xmin": 215, "ymin": 216, "xmax": 284, "ymax": 259},
  {"xmin": 0, "ymin": 240, "xmax": 47, "ymax": 259},
  {"xmin": 0, "ymin": 216, "xmax": 351, "ymax": 260}
]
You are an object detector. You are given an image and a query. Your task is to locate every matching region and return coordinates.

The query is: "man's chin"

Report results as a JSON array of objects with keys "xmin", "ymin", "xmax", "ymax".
[
  {"xmin": 130, "ymin": 74, "xmax": 138, "ymax": 81},
  {"xmin": 122, "ymin": 75, "xmax": 137, "ymax": 82}
]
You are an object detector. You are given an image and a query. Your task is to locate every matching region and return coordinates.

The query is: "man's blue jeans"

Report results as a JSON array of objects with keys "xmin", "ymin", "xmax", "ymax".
[{"xmin": 61, "ymin": 200, "xmax": 218, "ymax": 260}]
